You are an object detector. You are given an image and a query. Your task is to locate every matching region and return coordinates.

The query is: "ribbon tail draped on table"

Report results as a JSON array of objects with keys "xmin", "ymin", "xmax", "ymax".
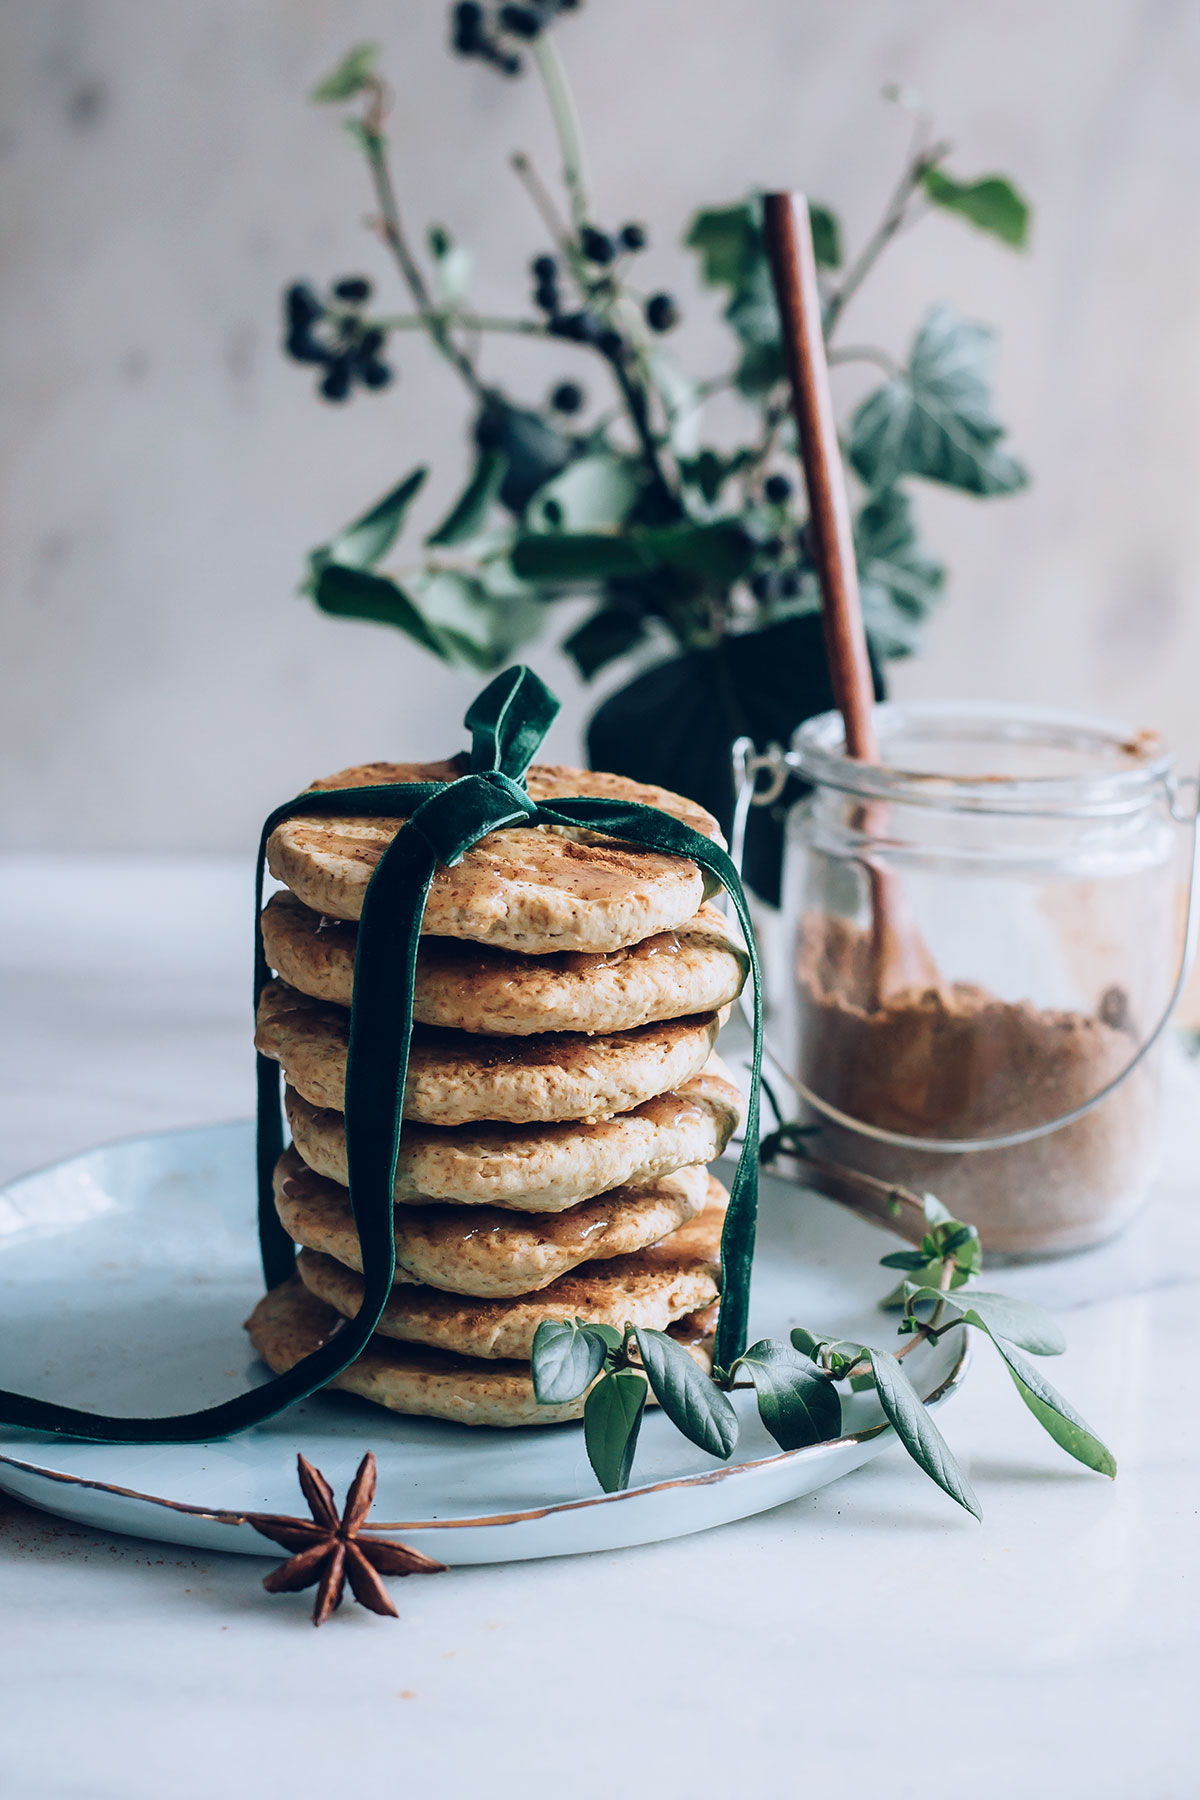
[{"xmin": 0, "ymin": 666, "xmax": 763, "ymax": 1443}]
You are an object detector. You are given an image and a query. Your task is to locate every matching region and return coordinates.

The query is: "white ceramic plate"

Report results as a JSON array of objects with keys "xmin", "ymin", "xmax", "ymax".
[{"xmin": 0, "ymin": 1124, "xmax": 965, "ymax": 1563}]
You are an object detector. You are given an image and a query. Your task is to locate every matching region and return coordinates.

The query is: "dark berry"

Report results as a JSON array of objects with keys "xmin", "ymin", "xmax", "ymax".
[
  {"xmin": 285, "ymin": 282, "xmax": 323, "ymax": 331},
  {"xmin": 358, "ymin": 326, "xmax": 385, "ymax": 358},
  {"xmin": 645, "ymin": 292, "xmax": 679, "ymax": 332},
  {"xmin": 550, "ymin": 380, "xmax": 585, "ymax": 414},
  {"xmin": 452, "ymin": 1, "xmax": 485, "ymax": 52},
  {"xmin": 285, "ymin": 328, "xmax": 331, "ymax": 367},
  {"xmin": 359, "ymin": 361, "xmax": 393, "ymax": 390},
  {"xmin": 551, "ymin": 310, "xmax": 601, "ymax": 343},
  {"xmin": 320, "ymin": 359, "xmax": 352, "ymax": 402},
  {"xmin": 618, "ymin": 221, "xmax": 647, "ymax": 253},
  {"xmin": 499, "ymin": 4, "xmax": 545, "ymax": 37},
  {"xmin": 533, "ymin": 281, "xmax": 560, "ymax": 315},
  {"xmin": 542, "ymin": 498, "xmax": 564, "ymax": 526},
  {"xmin": 531, "ymin": 254, "xmax": 557, "ymax": 283},
  {"xmin": 764, "ymin": 472, "xmax": 792, "ymax": 505},
  {"xmin": 763, "ymin": 535, "xmax": 784, "ymax": 560},
  {"xmin": 580, "ymin": 225, "xmax": 615, "ymax": 266},
  {"xmin": 332, "ymin": 276, "xmax": 372, "ymax": 304},
  {"xmin": 749, "ymin": 571, "xmax": 776, "ymax": 604},
  {"xmin": 596, "ymin": 327, "xmax": 624, "ymax": 358},
  {"xmin": 777, "ymin": 568, "xmax": 802, "ymax": 599}
]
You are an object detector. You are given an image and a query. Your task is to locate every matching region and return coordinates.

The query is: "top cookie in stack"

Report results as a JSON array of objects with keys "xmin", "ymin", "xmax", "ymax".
[{"xmin": 245, "ymin": 760, "xmax": 748, "ymax": 1428}]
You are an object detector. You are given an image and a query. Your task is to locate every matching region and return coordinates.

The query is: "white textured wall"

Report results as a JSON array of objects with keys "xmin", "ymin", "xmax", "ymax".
[{"xmin": 2, "ymin": 0, "xmax": 1198, "ymax": 852}]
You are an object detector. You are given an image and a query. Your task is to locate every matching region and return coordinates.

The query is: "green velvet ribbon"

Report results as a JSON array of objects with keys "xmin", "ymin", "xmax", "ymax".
[{"xmin": 1, "ymin": 667, "xmax": 761, "ymax": 1444}]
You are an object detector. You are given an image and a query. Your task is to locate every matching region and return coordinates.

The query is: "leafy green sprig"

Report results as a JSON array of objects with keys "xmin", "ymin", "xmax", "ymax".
[
  {"xmin": 282, "ymin": 19, "xmax": 1032, "ymax": 684},
  {"xmin": 530, "ymin": 1190, "xmax": 1115, "ymax": 1511}
]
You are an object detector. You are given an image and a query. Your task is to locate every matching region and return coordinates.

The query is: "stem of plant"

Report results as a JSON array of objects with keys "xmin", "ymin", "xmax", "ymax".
[
  {"xmin": 823, "ymin": 137, "xmax": 950, "ymax": 340},
  {"xmin": 531, "ymin": 35, "xmax": 591, "ymax": 229},
  {"xmin": 359, "ymin": 80, "xmax": 485, "ymax": 400}
]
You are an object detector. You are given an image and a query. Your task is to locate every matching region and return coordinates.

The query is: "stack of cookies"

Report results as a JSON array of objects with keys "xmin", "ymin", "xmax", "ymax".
[{"xmin": 245, "ymin": 759, "xmax": 747, "ymax": 1428}]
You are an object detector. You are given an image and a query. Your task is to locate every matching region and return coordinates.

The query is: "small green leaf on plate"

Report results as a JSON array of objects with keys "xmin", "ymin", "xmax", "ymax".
[
  {"xmin": 940, "ymin": 1291, "xmax": 1066, "ymax": 1357},
  {"xmin": 734, "ymin": 1339, "xmax": 842, "ymax": 1451},
  {"xmin": 583, "ymin": 1369, "xmax": 648, "ymax": 1492},
  {"xmin": 868, "ymin": 1346, "xmax": 982, "ymax": 1519},
  {"xmin": 633, "ymin": 1327, "xmax": 738, "ymax": 1460},
  {"xmin": 990, "ymin": 1337, "xmax": 1116, "ymax": 1476},
  {"xmin": 530, "ymin": 1319, "xmax": 609, "ymax": 1405}
]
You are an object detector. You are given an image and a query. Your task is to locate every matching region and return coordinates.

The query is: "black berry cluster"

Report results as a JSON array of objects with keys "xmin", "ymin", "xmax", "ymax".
[
  {"xmin": 748, "ymin": 513, "xmax": 809, "ymax": 603},
  {"xmin": 528, "ymin": 253, "xmax": 625, "ymax": 360},
  {"xmin": 283, "ymin": 279, "xmax": 393, "ymax": 402},
  {"xmin": 451, "ymin": 0, "xmax": 581, "ymax": 75}
]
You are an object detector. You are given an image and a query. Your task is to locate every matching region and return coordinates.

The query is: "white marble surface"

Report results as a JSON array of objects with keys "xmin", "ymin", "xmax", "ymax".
[{"xmin": 1, "ymin": 856, "xmax": 1198, "ymax": 1800}]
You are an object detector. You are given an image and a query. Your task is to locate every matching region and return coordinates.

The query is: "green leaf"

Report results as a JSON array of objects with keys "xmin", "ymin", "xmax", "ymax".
[
  {"xmin": 789, "ymin": 1327, "xmax": 826, "ymax": 1358},
  {"xmin": 879, "ymin": 1250, "xmax": 933, "ymax": 1272},
  {"xmin": 476, "ymin": 400, "xmax": 572, "ymax": 515},
  {"xmin": 685, "ymin": 202, "xmax": 760, "ymax": 288},
  {"xmin": 583, "ymin": 1369, "xmax": 648, "ymax": 1492},
  {"xmin": 414, "ymin": 568, "xmax": 543, "ymax": 673},
  {"xmin": 312, "ymin": 565, "xmax": 447, "ymax": 659},
  {"xmin": 324, "ymin": 467, "xmax": 427, "ymax": 569},
  {"xmin": 633, "ymin": 1327, "xmax": 738, "ymax": 1460},
  {"xmin": 907, "ymin": 1287, "xmax": 1066, "ymax": 1357},
  {"xmin": 922, "ymin": 169, "xmax": 1031, "ymax": 250},
  {"xmin": 734, "ymin": 1339, "xmax": 842, "ymax": 1451},
  {"xmin": 868, "ymin": 1346, "xmax": 982, "ymax": 1519},
  {"xmin": 530, "ymin": 1319, "xmax": 609, "ymax": 1405},
  {"xmin": 527, "ymin": 453, "xmax": 641, "ymax": 533},
  {"xmin": 425, "ymin": 453, "xmax": 506, "ymax": 547},
  {"xmin": 511, "ymin": 532, "xmax": 648, "ymax": 584},
  {"xmin": 311, "ymin": 44, "xmax": 381, "ymax": 103},
  {"xmin": 563, "ymin": 607, "xmax": 647, "ymax": 681},
  {"xmin": 990, "ymin": 1337, "xmax": 1117, "ymax": 1476},
  {"xmin": 426, "ymin": 224, "xmax": 472, "ymax": 305},
  {"xmin": 849, "ymin": 306, "xmax": 1028, "ymax": 497},
  {"xmin": 923, "ymin": 1194, "xmax": 954, "ymax": 1227},
  {"xmin": 808, "ymin": 202, "xmax": 843, "ymax": 270},
  {"xmin": 854, "ymin": 486, "xmax": 945, "ymax": 659},
  {"xmin": 647, "ymin": 351, "xmax": 704, "ymax": 456},
  {"xmin": 642, "ymin": 521, "xmax": 756, "ymax": 584}
]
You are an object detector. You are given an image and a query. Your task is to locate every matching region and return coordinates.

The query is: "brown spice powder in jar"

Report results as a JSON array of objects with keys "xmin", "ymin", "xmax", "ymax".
[{"xmin": 796, "ymin": 914, "xmax": 1160, "ymax": 1257}]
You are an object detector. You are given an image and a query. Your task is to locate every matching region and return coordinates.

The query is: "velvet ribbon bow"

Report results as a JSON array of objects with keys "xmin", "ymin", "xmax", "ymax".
[{"xmin": 1, "ymin": 667, "xmax": 761, "ymax": 1443}]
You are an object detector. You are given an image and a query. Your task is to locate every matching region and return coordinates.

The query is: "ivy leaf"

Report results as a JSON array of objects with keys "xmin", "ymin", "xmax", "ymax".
[
  {"xmin": 425, "ymin": 452, "xmax": 507, "ymax": 547},
  {"xmin": 311, "ymin": 44, "xmax": 381, "ymax": 104},
  {"xmin": 530, "ymin": 1319, "xmax": 609, "ymax": 1405},
  {"xmin": 323, "ymin": 467, "xmax": 427, "ymax": 570},
  {"xmin": 511, "ymin": 532, "xmax": 648, "ymax": 584},
  {"xmin": 868, "ymin": 1346, "xmax": 982, "ymax": 1519},
  {"xmin": 849, "ymin": 305, "xmax": 1028, "ymax": 497},
  {"xmin": 563, "ymin": 607, "xmax": 647, "ymax": 681},
  {"xmin": 633, "ymin": 1327, "xmax": 739, "ymax": 1460},
  {"xmin": 734, "ymin": 1339, "xmax": 842, "ymax": 1451},
  {"xmin": 907, "ymin": 1287, "xmax": 1066, "ymax": 1357},
  {"xmin": 854, "ymin": 486, "xmax": 945, "ymax": 659},
  {"xmin": 426, "ymin": 224, "xmax": 472, "ymax": 306},
  {"xmin": 312, "ymin": 565, "xmax": 447, "ymax": 659},
  {"xmin": 527, "ymin": 453, "xmax": 641, "ymax": 533},
  {"xmin": 415, "ymin": 568, "xmax": 543, "ymax": 672},
  {"xmin": 808, "ymin": 202, "xmax": 843, "ymax": 270},
  {"xmin": 583, "ymin": 1369, "xmax": 648, "ymax": 1493},
  {"xmin": 922, "ymin": 169, "xmax": 1031, "ymax": 250},
  {"xmin": 475, "ymin": 400, "xmax": 572, "ymax": 515},
  {"xmin": 989, "ymin": 1337, "xmax": 1117, "ymax": 1476}
]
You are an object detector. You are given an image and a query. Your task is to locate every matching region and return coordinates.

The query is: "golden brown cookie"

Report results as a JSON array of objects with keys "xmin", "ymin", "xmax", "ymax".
[
  {"xmin": 272, "ymin": 1146, "xmax": 710, "ymax": 1297},
  {"xmin": 266, "ymin": 760, "xmax": 722, "ymax": 953},
  {"xmin": 256, "ymin": 979, "xmax": 721, "ymax": 1124},
  {"xmin": 261, "ymin": 891, "xmax": 748, "ymax": 1037},
  {"xmin": 284, "ymin": 1058, "xmax": 742, "ymax": 1210},
  {"xmin": 244, "ymin": 1276, "xmax": 716, "ymax": 1427},
  {"xmin": 294, "ymin": 1179, "xmax": 726, "ymax": 1359}
]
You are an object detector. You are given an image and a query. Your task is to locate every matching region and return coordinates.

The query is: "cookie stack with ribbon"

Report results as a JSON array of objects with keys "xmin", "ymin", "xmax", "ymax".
[{"xmin": 246, "ymin": 757, "xmax": 748, "ymax": 1428}]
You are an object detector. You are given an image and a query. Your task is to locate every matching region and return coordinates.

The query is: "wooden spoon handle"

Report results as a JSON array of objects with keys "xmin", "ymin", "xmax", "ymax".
[{"xmin": 762, "ymin": 192, "xmax": 878, "ymax": 762}]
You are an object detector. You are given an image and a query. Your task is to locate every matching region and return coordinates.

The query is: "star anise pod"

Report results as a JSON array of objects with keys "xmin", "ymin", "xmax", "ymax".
[{"xmin": 247, "ymin": 1452, "xmax": 445, "ymax": 1626}]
